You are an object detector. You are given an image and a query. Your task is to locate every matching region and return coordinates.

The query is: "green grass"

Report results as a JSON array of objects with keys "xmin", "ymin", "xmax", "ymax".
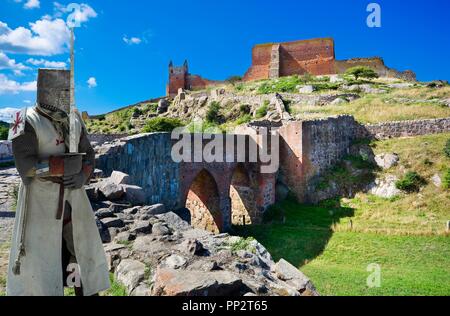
[
  {"xmin": 235, "ymin": 134, "xmax": 450, "ymax": 296},
  {"xmin": 235, "ymin": 199, "xmax": 450, "ymax": 296},
  {"xmin": 102, "ymin": 273, "xmax": 128, "ymax": 296}
]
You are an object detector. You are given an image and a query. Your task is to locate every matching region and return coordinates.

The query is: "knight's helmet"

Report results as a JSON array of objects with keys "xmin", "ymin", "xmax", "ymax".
[{"xmin": 36, "ymin": 69, "xmax": 71, "ymax": 113}]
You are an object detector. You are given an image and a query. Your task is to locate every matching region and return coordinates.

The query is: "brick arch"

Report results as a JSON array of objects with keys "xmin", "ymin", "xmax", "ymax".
[
  {"xmin": 230, "ymin": 163, "xmax": 258, "ymax": 225},
  {"xmin": 184, "ymin": 169, "xmax": 223, "ymax": 233}
]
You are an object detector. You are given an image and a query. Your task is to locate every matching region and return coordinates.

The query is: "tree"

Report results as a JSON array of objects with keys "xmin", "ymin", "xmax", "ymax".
[
  {"xmin": 0, "ymin": 122, "xmax": 9, "ymax": 140},
  {"xmin": 345, "ymin": 66, "xmax": 379, "ymax": 80}
]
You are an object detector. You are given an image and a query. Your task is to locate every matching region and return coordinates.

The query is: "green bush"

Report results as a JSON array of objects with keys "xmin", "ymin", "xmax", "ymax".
[
  {"xmin": 235, "ymin": 114, "xmax": 252, "ymax": 125},
  {"xmin": 142, "ymin": 117, "xmax": 184, "ymax": 133},
  {"xmin": 443, "ymin": 168, "xmax": 450, "ymax": 189},
  {"xmin": 239, "ymin": 104, "xmax": 251, "ymax": 115},
  {"xmin": 257, "ymin": 75, "xmax": 305, "ymax": 94},
  {"xmin": 255, "ymin": 103, "xmax": 269, "ymax": 119},
  {"xmin": 226, "ymin": 75, "xmax": 242, "ymax": 85},
  {"xmin": 0, "ymin": 126, "xmax": 8, "ymax": 140},
  {"xmin": 444, "ymin": 139, "xmax": 450, "ymax": 158},
  {"xmin": 395, "ymin": 172, "xmax": 426, "ymax": 193},
  {"xmin": 206, "ymin": 101, "xmax": 221, "ymax": 124},
  {"xmin": 345, "ymin": 66, "xmax": 379, "ymax": 80}
]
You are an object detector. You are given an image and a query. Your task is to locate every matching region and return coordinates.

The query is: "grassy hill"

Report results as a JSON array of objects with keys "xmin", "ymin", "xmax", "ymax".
[
  {"xmin": 85, "ymin": 74, "xmax": 450, "ymax": 135},
  {"xmin": 235, "ymin": 133, "xmax": 450, "ymax": 296}
]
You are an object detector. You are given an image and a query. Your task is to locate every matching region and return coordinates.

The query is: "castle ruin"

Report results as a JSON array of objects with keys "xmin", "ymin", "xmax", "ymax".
[{"xmin": 166, "ymin": 38, "xmax": 416, "ymax": 97}]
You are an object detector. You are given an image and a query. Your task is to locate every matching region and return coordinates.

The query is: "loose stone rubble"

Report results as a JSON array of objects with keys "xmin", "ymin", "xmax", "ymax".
[{"xmin": 91, "ymin": 171, "xmax": 319, "ymax": 297}]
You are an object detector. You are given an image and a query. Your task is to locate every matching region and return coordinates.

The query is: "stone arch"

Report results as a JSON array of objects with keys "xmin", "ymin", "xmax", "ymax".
[
  {"xmin": 230, "ymin": 163, "xmax": 257, "ymax": 225},
  {"xmin": 185, "ymin": 169, "xmax": 222, "ymax": 233}
]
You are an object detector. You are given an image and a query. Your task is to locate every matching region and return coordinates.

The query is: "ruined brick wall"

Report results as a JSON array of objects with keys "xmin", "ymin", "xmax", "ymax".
[
  {"xmin": 279, "ymin": 116, "xmax": 357, "ymax": 202},
  {"xmin": 243, "ymin": 44, "xmax": 272, "ymax": 81},
  {"xmin": 279, "ymin": 38, "xmax": 335, "ymax": 77},
  {"xmin": 335, "ymin": 57, "xmax": 417, "ymax": 81},
  {"xmin": 244, "ymin": 38, "xmax": 336, "ymax": 81},
  {"xmin": 355, "ymin": 117, "xmax": 450, "ymax": 140},
  {"xmin": 187, "ymin": 75, "xmax": 223, "ymax": 91}
]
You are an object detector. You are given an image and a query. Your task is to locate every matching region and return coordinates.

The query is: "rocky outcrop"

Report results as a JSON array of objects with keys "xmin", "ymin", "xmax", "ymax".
[
  {"xmin": 100, "ymin": 206, "xmax": 318, "ymax": 296},
  {"xmin": 91, "ymin": 170, "xmax": 318, "ymax": 296}
]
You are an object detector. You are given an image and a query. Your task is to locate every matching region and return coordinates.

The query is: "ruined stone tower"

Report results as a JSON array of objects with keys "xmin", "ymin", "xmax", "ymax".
[{"xmin": 166, "ymin": 60, "xmax": 189, "ymax": 97}]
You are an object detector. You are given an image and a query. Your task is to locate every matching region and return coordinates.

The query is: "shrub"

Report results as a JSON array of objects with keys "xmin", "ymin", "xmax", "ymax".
[
  {"xmin": 345, "ymin": 66, "xmax": 379, "ymax": 80},
  {"xmin": 206, "ymin": 101, "xmax": 221, "ymax": 124},
  {"xmin": 0, "ymin": 125, "xmax": 8, "ymax": 140},
  {"xmin": 255, "ymin": 103, "xmax": 269, "ymax": 119},
  {"xmin": 443, "ymin": 168, "xmax": 450, "ymax": 189},
  {"xmin": 226, "ymin": 75, "xmax": 242, "ymax": 85},
  {"xmin": 444, "ymin": 139, "xmax": 450, "ymax": 158},
  {"xmin": 395, "ymin": 172, "xmax": 427, "ymax": 192},
  {"xmin": 235, "ymin": 114, "xmax": 252, "ymax": 125},
  {"xmin": 142, "ymin": 117, "xmax": 184, "ymax": 133},
  {"xmin": 239, "ymin": 104, "xmax": 251, "ymax": 115}
]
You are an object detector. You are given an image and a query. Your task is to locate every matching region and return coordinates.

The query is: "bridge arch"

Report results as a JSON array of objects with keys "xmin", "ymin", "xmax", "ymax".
[
  {"xmin": 230, "ymin": 163, "xmax": 257, "ymax": 225},
  {"xmin": 184, "ymin": 169, "xmax": 223, "ymax": 233}
]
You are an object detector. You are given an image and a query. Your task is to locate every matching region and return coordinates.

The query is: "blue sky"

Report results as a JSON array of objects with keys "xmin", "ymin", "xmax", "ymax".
[{"xmin": 0, "ymin": 0, "xmax": 449, "ymax": 119}]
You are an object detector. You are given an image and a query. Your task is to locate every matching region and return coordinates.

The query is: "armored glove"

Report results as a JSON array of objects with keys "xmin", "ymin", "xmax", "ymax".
[
  {"xmin": 63, "ymin": 172, "xmax": 88, "ymax": 189},
  {"xmin": 49, "ymin": 154, "xmax": 83, "ymax": 177}
]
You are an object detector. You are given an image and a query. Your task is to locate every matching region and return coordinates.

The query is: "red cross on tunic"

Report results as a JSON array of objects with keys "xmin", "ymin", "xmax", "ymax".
[{"xmin": 11, "ymin": 111, "xmax": 23, "ymax": 136}]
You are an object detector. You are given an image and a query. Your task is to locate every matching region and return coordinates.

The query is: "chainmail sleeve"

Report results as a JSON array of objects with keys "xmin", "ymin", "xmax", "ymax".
[
  {"xmin": 78, "ymin": 127, "xmax": 95, "ymax": 177},
  {"xmin": 12, "ymin": 122, "xmax": 39, "ymax": 186}
]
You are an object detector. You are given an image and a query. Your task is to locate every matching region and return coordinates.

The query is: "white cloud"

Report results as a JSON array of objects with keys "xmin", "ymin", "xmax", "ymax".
[
  {"xmin": 27, "ymin": 58, "xmax": 66, "ymax": 68},
  {"xmin": 0, "ymin": 107, "xmax": 22, "ymax": 123},
  {"xmin": 0, "ymin": 74, "xmax": 37, "ymax": 95},
  {"xmin": 0, "ymin": 51, "xmax": 30, "ymax": 75},
  {"xmin": 0, "ymin": 17, "xmax": 70, "ymax": 56},
  {"xmin": 87, "ymin": 77, "xmax": 97, "ymax": 88},
  {"xmin": 123, "ymin": 36, "xmax": 142, "ymax": 45},
  {"xmin": 53, "ymin": 2, "xmax": 97, "ymax": 24},
  {"xmin": 24, "ymin": 0, "xmax": 40, "ymax": 9},
  {"xmin": 23, "ymin": 100, "xmax": 32, "ymax": 104}
]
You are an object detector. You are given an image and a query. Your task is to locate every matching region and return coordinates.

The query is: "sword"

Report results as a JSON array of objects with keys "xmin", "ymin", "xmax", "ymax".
[{"xmin": 69, "ymin": 27, "xmax": 78, "ymax": 154}]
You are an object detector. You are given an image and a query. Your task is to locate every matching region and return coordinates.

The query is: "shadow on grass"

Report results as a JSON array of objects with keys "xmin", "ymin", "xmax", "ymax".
[{"xmin": 233, "ymin": 198, "xmax": 354, "ymax": 268}]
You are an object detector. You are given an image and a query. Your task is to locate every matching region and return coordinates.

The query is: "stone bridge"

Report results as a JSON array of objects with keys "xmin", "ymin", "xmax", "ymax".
[
  {"xmin": 96, "ymin": 115, "xmax": 450, "ymax": 233},
  {"xmin": 96, "ymin": 133, "xmax": 276, "ymax": 233}
]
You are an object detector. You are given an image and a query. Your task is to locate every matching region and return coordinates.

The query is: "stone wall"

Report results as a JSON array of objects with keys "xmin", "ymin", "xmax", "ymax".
[
  {"xmin": 0, "ymin": 141, "xmax": 12, "ymax": 161},
  {"xmin": 96, "ymin": 133, "xmax": 180, "ymax": 209},
  {"xmin": 89, "ymin": 133, "xmax": 128, "ymax": 145},
  {"xmin": 279, "ymin": 116, "xmax": 357, "ymax": 202},
  {"xmin": 355, "ymin": 117, "xmax": 450, "ymax": 140},
  {"xmin": 335, "ymin": 57, "xmax": 417, "ymax": 81}
]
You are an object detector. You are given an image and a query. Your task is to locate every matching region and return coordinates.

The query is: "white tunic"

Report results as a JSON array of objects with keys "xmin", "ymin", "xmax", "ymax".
[{"xmin": 7, "ymin": 107, "xmax": 110, "ymax": 296}]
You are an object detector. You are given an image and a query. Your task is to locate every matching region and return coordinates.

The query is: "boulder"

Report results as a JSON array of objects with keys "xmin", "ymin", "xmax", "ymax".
[
  {"xmin": 110, "ymin": 171, "xmax": 130, "ymax": 185},
  {"xmin": 274, "ymin": 259, "xmax": 318, "ymax": 296},
  {"xmin": 123, "ymin": 207, "xmax": 140, "ymax": 216},
  {"xmin": 96, "ymin": 219, "xmax": 111, "ymax": 243},
  {"xmin": 156, "ymin": 211, "xmax": 191, "ymax": 231},
  {"xmin": 330, "ymin": 97, "xmax": 348, "ymax": 105},
  {"xmin": 177, "ymin": 239, "xmax": 205, "ymax": 256},
  {"xmin": 431, "ymin": 174, "xmax": 442, "ymax": 187},
  {"xmin": 131, "ymin": 284, "xmax": 152, "ymax": 296},
  {"xmin": 114, "ymin": 231, "xmax": 136, "ymax": 243},
  {"xmin": 157, "ymin": 99, "xmax": 170, "ymax": 114},
  {"xmin": 140, "ymin": 204, "xmax": 166, "ymax": 216},
  {"xmin": 116, "ymin": 259, "xmax": 146, "ymax": 293},
  {"xmin": 99, "ymin": 181, "xmax": 124, "ymax": 201},
  {"xmin": 298, "ymin": 85, "xmax": 315, "ymax": 94},
  {"xmin": 152, "ymin": 268, "xmax": 245, "ymax": 296},
  {"xmin": 122, "ymin": 185, "xmax": 146, "ymax": 206},
  {"xmin": 369, "ymin": 175, "xmax": 401, "ymax": 199},
  {"xmin": 85, "ymin": 185, "xmax": 100, "ymax": 201},
  {"xmin": 375, "ymin": 153, "xmax": 399, "ymax": 170},
  {"xmin": 152, "ymin": 222, "xmax": 170, "ymax": 236},
  {"xmin": 160, "ymin": 254, "xmax": 187, "ymax": 270},
  {"xmin": 109, "ymin": 202, "xmax": 130, "ymax": 213},
  {"xmin": 95, "ymin": 208, "xmax": 115, "ymax": 219},
  {"xmin": 130, "ymin": 220, "xmax": 152, "ymax": 235},
  {"xmin": 101, "ymin": 217, "xmax": 125, "ymax": 228}
]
